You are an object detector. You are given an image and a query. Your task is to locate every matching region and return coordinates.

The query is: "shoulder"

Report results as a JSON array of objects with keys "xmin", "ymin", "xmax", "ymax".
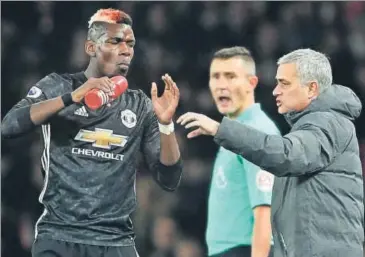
[
  {"xmin": 239, "ymin": 111, "xmax": 281, "ymax": 136},
  {"xmin": 295, "ymin": 111, "xmax": 350, "ymax": 134},
  {"xmin": 26, "ymin": 72, "xmax": 67, "ymax": 98},
  {"xmin": 125, "ymin": 88, "xmax": 153, "ymax": 110},
  {"xmin": 293, "ymin": 111, "xmax": 355, "ymax": 152}
]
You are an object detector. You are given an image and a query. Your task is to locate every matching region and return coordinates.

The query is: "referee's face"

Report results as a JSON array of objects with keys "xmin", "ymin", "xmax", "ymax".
[
  {"xmin": 92, "ymin": 23, "xmax": 136, "ymax": 77},
  {"xmin": 209, "ymin": 57, "xmax": 258, "ymax": 118}
]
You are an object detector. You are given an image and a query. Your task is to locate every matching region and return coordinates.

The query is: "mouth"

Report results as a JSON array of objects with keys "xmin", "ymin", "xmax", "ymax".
[
  {"xmin": 217, "ymin": 96, "xmax": 231, "ymax": 106},
  {"xmin": 117, "ymin": 62, "xmax": 130, "ymax": 68},
  {"xmin": 276, "ymin": 99, "xmax": 282, "ymax": 107}
]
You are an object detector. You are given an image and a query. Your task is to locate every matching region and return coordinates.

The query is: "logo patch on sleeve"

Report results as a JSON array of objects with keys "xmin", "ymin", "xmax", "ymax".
[
  {"xmin": 26, "ymin": 86, "xmax": 42, "ymax": 98},
  {"xmin": 256, "ymin": 170, "xmax": 274, "ymax": 192}
]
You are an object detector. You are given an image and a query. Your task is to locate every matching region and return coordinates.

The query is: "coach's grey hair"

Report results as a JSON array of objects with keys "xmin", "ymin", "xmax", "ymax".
[{"xmin": 277, "ymin": 49, "xmax": 332, "ymax": 93}]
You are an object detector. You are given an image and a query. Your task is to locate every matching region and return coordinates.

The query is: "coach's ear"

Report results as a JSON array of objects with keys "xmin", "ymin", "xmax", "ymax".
[{"xmin": 85, "ymin": 40, "xmax": 96, "ymax": 57}]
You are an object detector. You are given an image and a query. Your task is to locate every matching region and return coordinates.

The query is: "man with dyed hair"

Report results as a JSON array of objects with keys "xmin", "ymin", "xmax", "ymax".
[
  {"xmin": 178, "ymin": 48, "xmax": 364, "ymax": 257},
  {"xmin": 2, "ymin": 8, "xmax": 183, "ymax": 257},
  {"xmin": 205, "ymin": 46, "xmax": 279, "ymax": 257}
]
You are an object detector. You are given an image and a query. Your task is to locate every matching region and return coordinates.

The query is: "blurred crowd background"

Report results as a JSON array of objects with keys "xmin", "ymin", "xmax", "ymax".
[{"xmin": 1, "ymin": 1, "xmax": 365, "ymax": 257}]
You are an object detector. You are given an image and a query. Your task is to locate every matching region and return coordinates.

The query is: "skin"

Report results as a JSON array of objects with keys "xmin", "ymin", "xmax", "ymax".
[
  {"xmin": 273, "ymin": 63, "xmax": 319, "ymax": 114},
  {"xmin": 209, "ymin": 57, "xmax": 258, "ymax": 119},
  {"xmin": 84, "ymin": 23, "xmax": 136, "ymax": 78}
]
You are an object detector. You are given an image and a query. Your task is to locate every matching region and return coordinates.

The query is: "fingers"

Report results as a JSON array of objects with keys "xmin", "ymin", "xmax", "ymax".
[
  {"xmin": 93, "ymin": 77, "xmax": 115, "ymax": 96},
  {"xmin": 151, "ymin": 82, "xmax": 158, "ymax": 101},
  {"xmin": 177, "ymin": 112, "xmax": 200, "ymax": 126},
  {"xmin": 184, "ymin": 120, "xmax": 200, "ymax": 129},
  {"xmin": 162, "ymin": 74, "xmax": 171, "ymax": 91},
  {"xmin": 187, "ymin": 128, "xmax": 202, "ymax": 139}
]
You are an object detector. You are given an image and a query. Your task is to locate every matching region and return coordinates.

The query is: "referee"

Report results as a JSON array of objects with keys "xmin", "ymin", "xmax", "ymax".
[{"xmin": 205, "ymin": 47, "xmax": 279, "ymax": 257}]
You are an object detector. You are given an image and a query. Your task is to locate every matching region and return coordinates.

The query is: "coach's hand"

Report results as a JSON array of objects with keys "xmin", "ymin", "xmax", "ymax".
[
  {"xmin": 71, "ymin": 77, "xmax": 115, "ymax": 103},
  {"xmin": 177, "ymin": 112, "xmax": 220, "ymax": 138},
  {"xmin": 151, "ymin": 74, "xmax": 180, "ymax": 125}
]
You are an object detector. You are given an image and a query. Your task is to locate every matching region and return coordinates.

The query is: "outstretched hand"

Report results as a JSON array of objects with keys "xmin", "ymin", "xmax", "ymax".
[
  {"xmin": 151, "ymin": 74, "xmax": 180, "ymax": 125},
  {"xmin": 177, "ymin": 112, "xmax": 220, "ymax": 138}
]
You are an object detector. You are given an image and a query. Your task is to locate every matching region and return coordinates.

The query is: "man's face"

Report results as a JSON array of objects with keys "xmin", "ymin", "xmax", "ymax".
[
  {"xmin": 94, "ymin": 23, "xmax": 136, "ymax": 77},
  {"xmin": 273, "ymin": 63, "xmax": 313, "ymax": 114},
  {"xmin": 209, "ymin": 57, "xmax": 257, "ymax": 117}
]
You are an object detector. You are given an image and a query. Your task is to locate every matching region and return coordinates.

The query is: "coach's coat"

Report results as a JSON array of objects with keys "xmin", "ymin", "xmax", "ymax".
[{"xmin": 214, "ymin": 84, "xmax": 364, "ymax": 257}]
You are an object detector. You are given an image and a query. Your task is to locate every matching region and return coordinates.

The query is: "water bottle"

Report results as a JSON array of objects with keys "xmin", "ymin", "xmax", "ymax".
[{"xmin": 85, "ymin": 76, "xmax": 128, "ymax": 110}]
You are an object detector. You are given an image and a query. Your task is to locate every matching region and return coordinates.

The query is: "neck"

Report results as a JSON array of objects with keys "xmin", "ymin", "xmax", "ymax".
[
  {"xmin": 84, "ymin": 60, "xmax": 101, "ymax": 78},
  {"xmin": 227, "ymin": 97, "xmax": 255, "ymax": 119}
]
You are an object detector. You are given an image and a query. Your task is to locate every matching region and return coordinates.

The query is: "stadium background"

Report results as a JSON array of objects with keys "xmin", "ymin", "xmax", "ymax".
[{"xmin": 1, "ymin": 1, "xmax": 365, "ymax": 257}]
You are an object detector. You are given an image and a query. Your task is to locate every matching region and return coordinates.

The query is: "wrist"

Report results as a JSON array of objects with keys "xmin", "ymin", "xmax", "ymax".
[
  {"xmin": 158, "ymin": 121, "xmax": 174, "ymax": 135},
  {"xmin": 61, "ymin": 93, "xmax": 74, "ymax": 107}
]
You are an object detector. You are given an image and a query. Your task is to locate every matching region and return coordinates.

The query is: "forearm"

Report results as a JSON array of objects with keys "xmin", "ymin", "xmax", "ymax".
[
  {"xmin": 152, "ymin": 132, "xmax": 182, "ymax": 191},
  {"xmin": 251, "ymin": 225, "xmax": 272, "ymax": 257},
  {"xmin": 214, "ymin": 117, "xmax": 327, "ymax": 176},
  {"xmin": 252, "ymin": 207, "xmax": 272, "ymax": 257},
  {"xmin": 2, "ymin": 96, "xmax": 66, "ymax": 138},
  {"xmin": 159, "ymin": 132, "xmax": 181, "ymax": 165},
  {"xmin": 30, "ymin": 96, "xmax": 66, "ymax": 125}
]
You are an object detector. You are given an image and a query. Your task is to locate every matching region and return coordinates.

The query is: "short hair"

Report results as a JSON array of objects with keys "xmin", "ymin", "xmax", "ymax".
[
  {"xmin": 87, "ymin": 8, "xmax": 133, "ymax": 42},
  {"xmin": 277, "ymin": 48, "xmax": 332, "ymax": 93},
  {"xmin": 212, "ymin": 46, "xmax": 256, "ymax": 75}
]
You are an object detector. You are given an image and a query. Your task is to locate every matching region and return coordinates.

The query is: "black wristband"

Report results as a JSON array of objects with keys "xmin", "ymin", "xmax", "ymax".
[{"xmin": 61, "ymin": 93, "xmax": 73, "ymax": 106}]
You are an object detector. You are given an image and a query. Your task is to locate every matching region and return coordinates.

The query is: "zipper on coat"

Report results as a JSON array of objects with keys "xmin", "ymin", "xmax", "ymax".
[{"xmin": 279, "ymin": 232, "xmax": 288, "ymax": 257}]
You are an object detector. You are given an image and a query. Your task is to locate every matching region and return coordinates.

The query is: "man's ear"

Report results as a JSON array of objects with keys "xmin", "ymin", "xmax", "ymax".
[
  {"xmin": 308, "ymin": 81, "xmax": 319, "ymax": 99},
  {"xmin": 85, "ymin": 40, "xmax": 96, "ymax": 57},
  {"xmin": 248, "ymin": 75, "xmax": 259, "ymax": 91}
]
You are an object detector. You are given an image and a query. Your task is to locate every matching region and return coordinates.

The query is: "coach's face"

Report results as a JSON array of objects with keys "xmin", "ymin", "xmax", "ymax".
[
  {"xmin": 273, "ymin": 63, "xmax": 316, "ymax": 114},
  {"xmin": 87, "ymin": 23, "xmax": 136, "ymax": 77},
  {"xmin": 209, "ymin": 57, "xmax": 258, "ymax": 118}
]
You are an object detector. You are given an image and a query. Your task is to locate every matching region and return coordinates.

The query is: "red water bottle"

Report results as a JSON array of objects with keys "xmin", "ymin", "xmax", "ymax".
[{"xmin": 85, "ymin": 76, "xmax": 128, "ymax": 110}]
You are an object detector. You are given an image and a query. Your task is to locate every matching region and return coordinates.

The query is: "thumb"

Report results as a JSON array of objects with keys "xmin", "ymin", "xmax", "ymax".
[{"xmin": 151, "ymin": 82, "xmax": 158, "ymax": 101}]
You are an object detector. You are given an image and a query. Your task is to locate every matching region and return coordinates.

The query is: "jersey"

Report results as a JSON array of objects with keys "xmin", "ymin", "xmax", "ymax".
[
  {"xmin": 206, "ymin": 103, "xmax": 281, "ymax": 256},
  {"xmin": 3, "ymin": 72, "xmax": 182, "ymax": 246}
]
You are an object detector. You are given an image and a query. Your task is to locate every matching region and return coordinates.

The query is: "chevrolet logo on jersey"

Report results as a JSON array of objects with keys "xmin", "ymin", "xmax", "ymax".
[{"xmin": 74, "ymin": 128, "xmax": 128, "ymax": 149}]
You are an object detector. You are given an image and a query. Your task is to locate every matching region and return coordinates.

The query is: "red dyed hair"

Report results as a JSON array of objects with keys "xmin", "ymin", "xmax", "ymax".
[{"xmin": 88, "ymin": 8, "xmax": 132, "ymax": 28}]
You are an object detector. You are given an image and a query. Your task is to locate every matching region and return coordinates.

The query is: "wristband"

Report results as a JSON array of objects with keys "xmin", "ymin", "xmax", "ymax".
[
  {"xmin": 158, "ymin": 122, "xmax": 174, "ymax": 135},
  {"xmin": 61, "ymin": 93, "xmax": 73, "ymax": 107}
]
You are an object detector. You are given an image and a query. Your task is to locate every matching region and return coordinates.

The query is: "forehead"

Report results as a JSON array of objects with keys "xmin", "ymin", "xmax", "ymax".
[
  {"xmin": 210, "ymin": 57, "xmax": 248, "ymax": 74},
  {"xmin": 105, "ymin": 23, "xmax": 134, "ymax": 38},
  {"xmin": 276, "ymin": 63, "xmax": 297, "ymax": 79}
]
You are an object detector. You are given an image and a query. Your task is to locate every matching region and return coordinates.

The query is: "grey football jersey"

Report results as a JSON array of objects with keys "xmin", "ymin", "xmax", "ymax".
[{"xmin": 3, "ymin": 72, "xmax": 182, "ymax": 246}]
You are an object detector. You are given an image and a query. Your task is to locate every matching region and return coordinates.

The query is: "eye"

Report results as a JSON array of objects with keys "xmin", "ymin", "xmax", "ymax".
[
  {"xmin": 127, "ymin": 41, "xmax": 135, "ymax": 47},
  {"xmin": 108, "ymin": 38, "xmax": 121, "ymax": 44}
]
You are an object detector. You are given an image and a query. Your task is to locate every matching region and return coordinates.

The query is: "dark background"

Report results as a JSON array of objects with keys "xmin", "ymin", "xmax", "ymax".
[{"xmin": 2, "ymin": 2, "xmax": 365, "ymax": 257}]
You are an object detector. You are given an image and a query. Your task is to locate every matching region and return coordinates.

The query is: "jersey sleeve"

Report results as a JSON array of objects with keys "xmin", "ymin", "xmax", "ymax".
[
  {"xmin": 243, "ymin": 158, "xmax": 274, "ymax": 209},
  {"xmin": 2, "ymin": 74, "xmax": 56, "ymax": 139},
  {"xmin": 140, "ymin": 93, "xmax": 182, "ymax": 191}
]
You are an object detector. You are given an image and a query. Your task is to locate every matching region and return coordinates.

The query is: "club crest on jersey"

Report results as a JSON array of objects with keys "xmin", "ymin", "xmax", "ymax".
[
  {"xmin": 121, "ymin": 109, "xmax": 137, "ymax": 128},
  {"xmin": 27, "ymin": 86, "xmax": 42, "ymax": 98}
]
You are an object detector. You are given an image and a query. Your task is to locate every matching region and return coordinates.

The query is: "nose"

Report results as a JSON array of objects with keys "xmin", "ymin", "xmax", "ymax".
[
  {"xmin": 118, "ymin": 42, "xmax": 131, "ymax": 56},
  {"xmin": 272, "ymin": 84, "xmax": 281, "ymax": 97},
  {"xmin": 215, "ymin": 78, "xmax": 229, "ymax": 90}
]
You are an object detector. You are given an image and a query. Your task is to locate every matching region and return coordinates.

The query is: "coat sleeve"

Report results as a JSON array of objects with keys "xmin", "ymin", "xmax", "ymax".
[
  {"xmin": 140, "ymin": 95, "xmax": 182, "ymax": 191},
  {"xmin": 214, "ymin": 116, "xmax": 340, "ymax": 177}
]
